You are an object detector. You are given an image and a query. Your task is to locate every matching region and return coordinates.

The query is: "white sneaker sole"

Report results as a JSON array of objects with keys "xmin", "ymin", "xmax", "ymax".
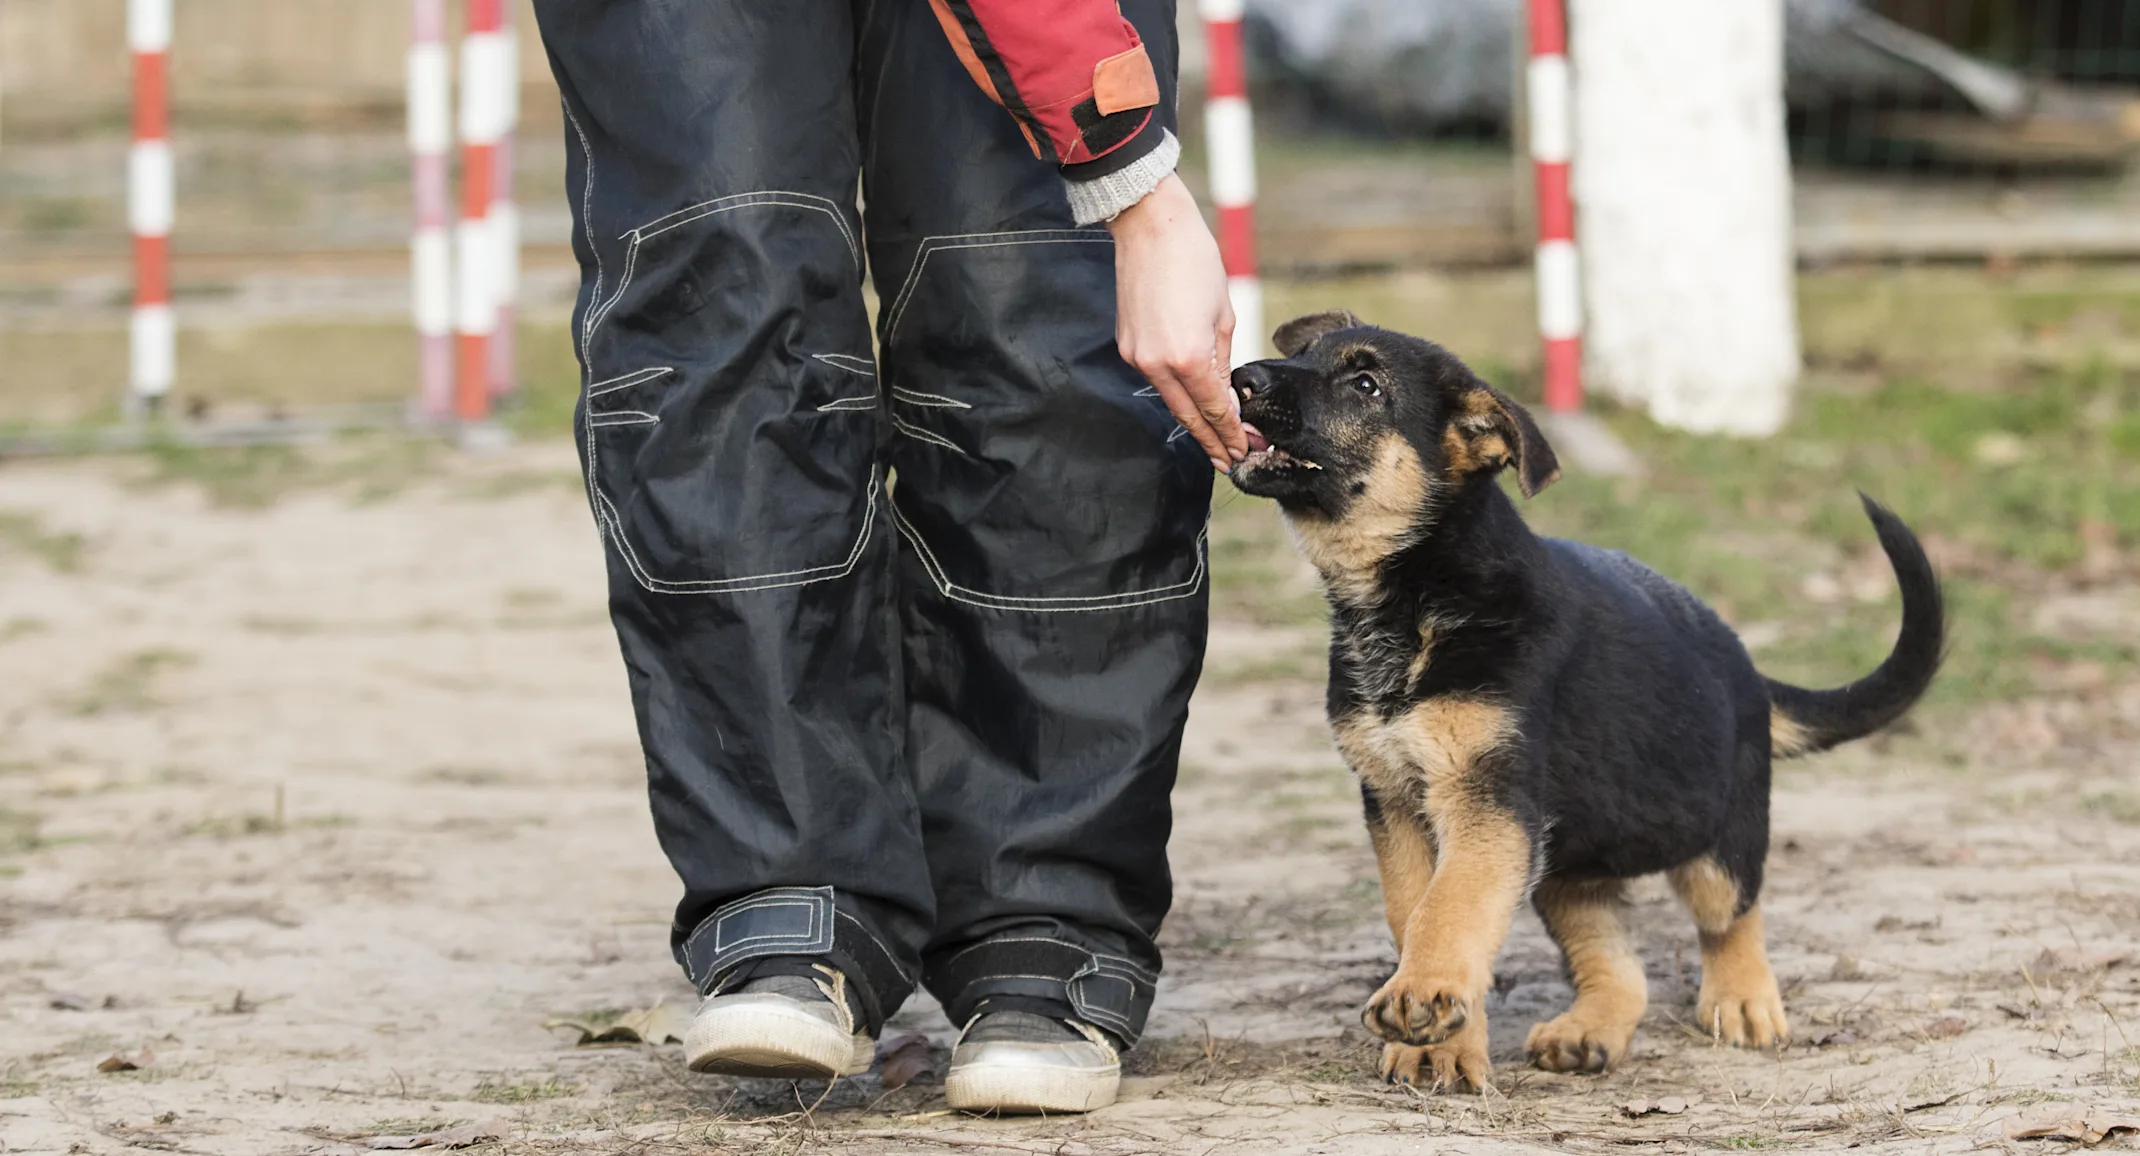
[
  {"xmin": 684, "ymin": 999, "xmax": 873, "ymax": 1080},
  {"xmin": 945, "ymin": 1057, "xmax": 1120, "ymax": 1114}
]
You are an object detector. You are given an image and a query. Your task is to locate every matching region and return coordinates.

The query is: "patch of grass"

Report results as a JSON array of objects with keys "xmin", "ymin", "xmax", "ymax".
[
  {"xmin": 138, "ymin": 440, "xmax": 313, "ymax": 507},
  {"xmin": 2082, "ymin": 792, "xmax": 2140, "ymax": 824},
  {"xmin": 504, "ymin": 322, "xmax": 584, "ymax": 439},
  {"xmin": 469, "ymin": 1077, "xmax": 576, "ymax": 1104},
  {"xmin": 0, "ymin": 511, "xmax": 86, "ymax": 572},
  {"xmin": 132, "ymin": 431, "xmax": 439, "ymax": 508},
  {"xmin": 1209, "ymin": 493, "xmax": 1327, "ymax": 628},
  {"xmin": 67, "ymin": 648, "xmax": 195, "ymax": 716},
  {"xmin": 181, "ymin": 813, "xmax": 282, "ymax": 839},
  {"xmin": 181, "ymin": 812, "xmax": 351, "ymax": 839},
  {"xmin": 0, "ymin": 1060, "xmax": 39, "ymax": 1098},
  {"xmin": 418, "ymin": 766, "xmax": 507, "ymax": 787},
  {"xmin": 1, "ymin": 616, "xmax": 50, "ymax": 644},
  {"xmin": 18, "ymin": 196, "xmax": 97, "ymax": 233},
  {"xmin": 0, "ymin": 809, "xmax": 43, "ymax": 854}
]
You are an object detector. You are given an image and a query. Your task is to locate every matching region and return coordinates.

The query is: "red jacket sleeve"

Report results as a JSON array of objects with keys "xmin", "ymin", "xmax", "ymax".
[{"xmin": 926, "ymin": 0, "xmax": 1163, "ymax": 169}]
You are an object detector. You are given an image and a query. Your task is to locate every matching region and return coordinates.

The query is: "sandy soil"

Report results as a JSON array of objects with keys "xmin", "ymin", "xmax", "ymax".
[{"xmin": 2, "ymin": 442, "xmax": 2137, "ymax": 1155}]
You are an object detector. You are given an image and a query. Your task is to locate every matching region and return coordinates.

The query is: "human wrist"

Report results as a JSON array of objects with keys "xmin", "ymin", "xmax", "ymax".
[
  {"xmin": 1068, "ymin": 130, "xmax": 1182, "ymax": 228},
  {"xmin": 1105, "ymin": 171, "xmax": 1197, "ymax": 242}
]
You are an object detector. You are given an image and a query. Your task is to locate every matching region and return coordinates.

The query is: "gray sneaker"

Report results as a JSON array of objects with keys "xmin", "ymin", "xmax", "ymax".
[
  {"xmin": 945, "ymin": 1011, "xmax": 1121, "ymax": 1114},
  {"xmin": 683, "ymin": 963, "xmax": 873, "ymax": 1079}
]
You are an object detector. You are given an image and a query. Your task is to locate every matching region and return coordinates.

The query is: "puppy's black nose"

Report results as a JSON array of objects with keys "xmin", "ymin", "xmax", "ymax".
[{"xmin": 1231, "ymin": 362, "xmax": 1271, "ymax": 403}]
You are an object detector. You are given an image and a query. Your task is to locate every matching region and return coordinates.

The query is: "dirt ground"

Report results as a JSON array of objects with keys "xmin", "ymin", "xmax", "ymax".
[{"xmin": 2, "ymin": 442, "xmax": 2138, "ymax": 1155}]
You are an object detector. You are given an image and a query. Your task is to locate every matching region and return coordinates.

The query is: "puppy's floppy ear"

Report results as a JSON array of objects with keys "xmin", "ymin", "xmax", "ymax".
[
  {"xmin": 1272, "ymin": 310, "xmax": 1363, "ymax": 358},
  {"xmin": 1448, "ymin": 380, "xmax": 1562, "ymax": 498}
]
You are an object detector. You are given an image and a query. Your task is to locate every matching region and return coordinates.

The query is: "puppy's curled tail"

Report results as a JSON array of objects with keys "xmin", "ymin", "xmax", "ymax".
[{"xmin": 1766, "ymin": 494, "xmax": 1945, "ymax": 759}]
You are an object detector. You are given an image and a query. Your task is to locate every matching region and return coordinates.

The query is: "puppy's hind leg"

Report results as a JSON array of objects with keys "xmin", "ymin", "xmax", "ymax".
[
  {"xmin": 1525, "ymin": 877, "xmax": 1647, "ymax": 1073},
  {"xmin": 1670, "ymin": 856, "xmax": 1788, "ymax": 1048}
]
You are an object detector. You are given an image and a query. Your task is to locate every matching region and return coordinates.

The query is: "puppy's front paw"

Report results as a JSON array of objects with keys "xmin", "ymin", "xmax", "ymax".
[
  {"xmin": 1380, "ymin": 1028, "xmax": 1492, "ymax": 1093},
  {"xmin": 1696, "ymin": 979, "xmax": 1789, "ymax": 1049},
  {"xmin": 1363, "ymin": 966, "xmax": 1483, "ymax": 1046},
  {"xmin": 1525, "ymin": 1010, "xmax": 1636, "ymax": 1073}
]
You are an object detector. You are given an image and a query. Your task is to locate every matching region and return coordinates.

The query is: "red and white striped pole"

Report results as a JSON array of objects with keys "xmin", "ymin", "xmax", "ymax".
[
  {"xmin": 408, "ymin": 0, "xmax": 454, "ymax": 420},
  {"xmin": 487, "ymin": 1, "xmax": 520, "ymax": 399},
  {"xmin": 128, "ymin": 0, "xmax": 174, "ymax": 416},
  {"xmin": 455, "ymin": 0, "xmax": 510, "ymax": 425},
  {"xmin": 1199, "ymin": 0, "xmax": 1262, "ymax": 367},
  {"xmin": 1528, "ymin": 0, "xmax": 1583, "ymax": 413}
]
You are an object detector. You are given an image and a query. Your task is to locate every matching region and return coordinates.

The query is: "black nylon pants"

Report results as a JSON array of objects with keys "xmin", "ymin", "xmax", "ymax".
[{"xmin": 531, "ymin": 0, "xmax": 1208, "ymax": 1046}]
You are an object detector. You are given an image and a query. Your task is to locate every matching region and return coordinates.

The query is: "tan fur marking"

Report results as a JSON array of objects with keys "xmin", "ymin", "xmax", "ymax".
[
  {"xmin": 1365, "ymin": 807, "xmax": 1436, "ymax": 948},
  {"xmin": 1440, "ymin": 425, "xmax": 1480, "ymax": 475},
  {"xmin": 1284, "ymin": 434, "xmax": 1431, "ymax": 604},
  {"xmin": 1668, "ymin": 855, "xmax": 1741, "ymax": 936},
  {"xmin": 1405, "ymin": 617, "xmax": 1439, "ymax": 692},
  {"xmin": 1770, "ymin": 706, "xmax": 1816, "ymax": 758},
  {"xmin": 1670, "ymin": 858, "xmax": 1788, "ymax": 1048},
  {"xmin": 1525, "ymin": 879, "xmax": 1647, "ymax": 1073},
  {"xmin": 1332, "ymin": 698, "xmax": 1516, "ymax": 806},
  {"xmin": 1442, "ymin": 390, "xmax": 1513, "ymax": 479}
]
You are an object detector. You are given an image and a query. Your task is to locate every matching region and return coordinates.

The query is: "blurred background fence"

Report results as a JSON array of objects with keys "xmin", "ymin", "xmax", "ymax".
[{"xmin": 8, "ymin": 0, "xmax": 2140, "ymax": 425}]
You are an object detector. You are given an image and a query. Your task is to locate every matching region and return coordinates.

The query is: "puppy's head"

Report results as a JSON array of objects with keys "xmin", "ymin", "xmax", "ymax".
[{"xmin": 1229, "ymin": 310, "xmax": 1561, "ymax": 523}]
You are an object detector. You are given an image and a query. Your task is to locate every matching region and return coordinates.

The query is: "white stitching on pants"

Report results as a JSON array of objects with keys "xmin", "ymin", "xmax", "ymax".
[
  {"xmin": 632, "ymin": 191, "xmax": 861, "ymax": 268},
  {"xmin": 813, "ymin": 352, "xmax": 877, "ymax": 376},
  {"xmin": 884, "ymin": 230, "xmax": 1111, "ymax": 345},
  {"xmin": 817, "ymin": 396, "xmax": 879, "ymax": 412},
  {"xmin": 890, "ymin": 387, "xmax": 971, "ymax": 409},
  {"xmin": 563, "ymin": 99, "xmax": 604, "ymax": 359},
  {"xmin": 892, "ymin": 501, "xmax": 1207, "ymax": 612},
  {"xmin": 587, "ymin": 410, "xmax": 660, "ymax": 427},
  {"xmin": 587, "ymin": 366, "xmax": 674, "ymax": 399},
  {"xmin": 891, "ymin": 415, "xmax": 968, "ymax": 457}
]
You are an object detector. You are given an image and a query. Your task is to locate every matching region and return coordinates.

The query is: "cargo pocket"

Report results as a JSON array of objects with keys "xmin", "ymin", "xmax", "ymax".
[
  {"xmin": 880, "ymin": 229, "xmax": 1209, "ymax": 612},
  {"xmin": 581, "ymin": 192, "xmax": 881, "ymax": 595}
]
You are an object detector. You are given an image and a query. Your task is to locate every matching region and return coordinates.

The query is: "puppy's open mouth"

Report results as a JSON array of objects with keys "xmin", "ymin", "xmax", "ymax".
[{"xmin": 1239, "ymin": 422, "xmax": 1320, "ymax": 471}]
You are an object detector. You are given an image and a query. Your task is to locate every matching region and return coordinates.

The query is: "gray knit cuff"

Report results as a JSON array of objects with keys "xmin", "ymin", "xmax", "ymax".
[{"xmin": 1064, "ymin": 130, "xmax": 1182, "ymax": 227}]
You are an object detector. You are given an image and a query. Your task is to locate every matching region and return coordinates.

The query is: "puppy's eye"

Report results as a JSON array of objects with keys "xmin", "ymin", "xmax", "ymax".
[{"xmin": 1352, "ymin": 373, "xmax": 1380, "ymax": 396}]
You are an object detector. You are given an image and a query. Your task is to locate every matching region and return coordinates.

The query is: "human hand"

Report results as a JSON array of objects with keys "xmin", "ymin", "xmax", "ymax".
[{"xmin": 1107, "ymin": 173, "xmax": 1246, "ymax": 472}]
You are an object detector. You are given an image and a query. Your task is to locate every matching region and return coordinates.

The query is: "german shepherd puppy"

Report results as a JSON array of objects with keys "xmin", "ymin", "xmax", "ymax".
[{"xmin": 1227, "ymin": 313, "xmax": 1944, "ymax": 1091}]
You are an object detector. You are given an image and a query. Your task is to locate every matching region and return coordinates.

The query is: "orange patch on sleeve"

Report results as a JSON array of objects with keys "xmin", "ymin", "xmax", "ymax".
[{"xmin": 1092, "ymin": 45, "xmax": 1159, "ymax": 116}]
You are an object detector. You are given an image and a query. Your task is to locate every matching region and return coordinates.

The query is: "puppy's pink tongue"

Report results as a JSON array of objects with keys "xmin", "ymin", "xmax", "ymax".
[{"xmin": 1242, "ymin": 423, "xmax": 1270, "ymax": 453}]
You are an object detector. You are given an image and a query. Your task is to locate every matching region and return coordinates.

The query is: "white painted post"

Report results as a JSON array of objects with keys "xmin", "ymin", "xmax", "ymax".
[
  {"xmin": 128, "ymin": 0, "xmax": 174, "ymax": 415},
  {"xmin": 1570, "ymin": 0, "xmax": 1801, "ymax": 436},
  {"xmin": 409, "ymin": 0, "xmax": 454, "ymax": 420},
  {"xmin": 1199, "ymin": 0, "xmax": 1262, "ymax": 367}
]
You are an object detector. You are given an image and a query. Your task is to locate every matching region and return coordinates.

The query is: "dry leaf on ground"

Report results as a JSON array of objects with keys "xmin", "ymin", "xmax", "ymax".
[
  {"xmin": 541, "ymin": 1001, "xmax": 690, "ymax": 1047},
  {"xmin": 1620, "ymin": 1096, "xmax": 1690, "ymax": 1117},
  {"xmin": 1924, "ymin": 1015, "xmax": 1967, "ymax": 1039},
  {"xmin": 2005, "ymin": 1108, "xmax": 2140, "ymax": 1145},
  {"xmin": 96, "ymin": 1048, "xmax": 153, "ymax": 1073},
  {"xmin": 365, "ymin": 1118, "xmax": 507, "ymax": 1149},
  {"xmin": 876, "ymin": 1033, "xmax": 935, "ymax": 1090}
]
